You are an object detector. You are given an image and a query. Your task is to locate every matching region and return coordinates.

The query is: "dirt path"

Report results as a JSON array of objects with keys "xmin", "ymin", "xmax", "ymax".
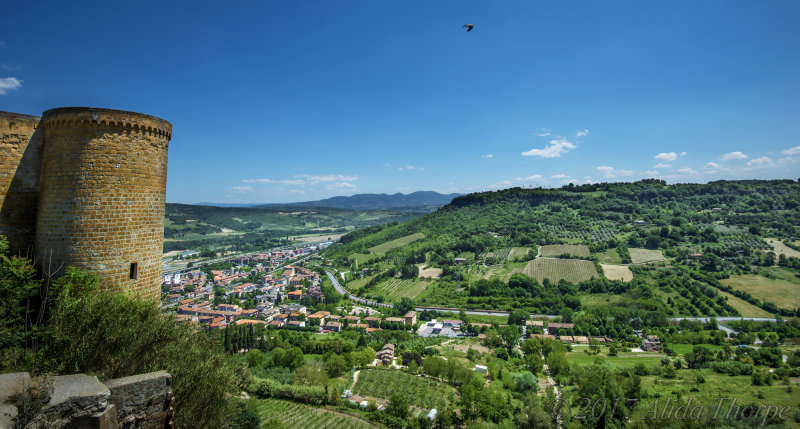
[{"xmin": 350, "ymin": 369, "xmax": 361, "ymax": 390}]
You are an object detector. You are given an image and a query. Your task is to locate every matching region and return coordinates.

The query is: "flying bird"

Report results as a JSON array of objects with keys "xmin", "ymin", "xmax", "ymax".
[{"xmin": 463, "ymin": 24, "xmax": 474, "ymax": 32}]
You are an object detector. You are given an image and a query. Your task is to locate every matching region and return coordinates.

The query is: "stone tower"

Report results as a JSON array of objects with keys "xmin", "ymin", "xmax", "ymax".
[
  {"xmin": 33, "ymin": 108, "xmax": 172, "ymax": 300},
  {"xmin": 0, "ymin": 111, "xmax": 44, "ymax": 257}
]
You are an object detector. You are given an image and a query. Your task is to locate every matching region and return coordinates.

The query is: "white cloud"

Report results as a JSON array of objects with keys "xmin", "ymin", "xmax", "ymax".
[
  {"xmin": 643, "ymin": 170, "xmax": 660, "ymax": 176},
  {"xmin": 704, "ymin": 162, "xmax": 722, "ymax": 170},
  {"xmin": 720, "ymin": 151, "xmax": 747, "ymax": 161},
  {"xmin": 676, "ymin": 167, "xmax": 697, "ymax": 174},
  {"xmin": 295, "ymin": 174, "xmax": 358, "ymax": 182},
  {"xmin": 747, "ymin": 156, "xmax": 775, "ymax": 167},
  {"xmin": 481, "ymin": 154, "xmax": 494, "ymax": 158},
  {"xmin": 681, "ymin": 152, "xmax": 687, "ymax": 156},
  {"xmin": 551, "ymin": 174, "xmax": 571, "ymax": 179},
  {"xmin": 782, "ymin": 145, "xmax": 800, "ymax": 157},
  {"xmin": 534, "ymin": 128, "xmax": 551, "ymax": 137},
  {"xmin": 522, "ymin": 138, "xmax": 576, "ymax": 158},
  {"xmin": 576, "ymin": 129, "xmax": 589, "ymax": 137},
  {"xmin": 0, "ymin": 77, "xmax": 22, "ymax": 95},
  {"xmin": 654, "ymin": 163, "xmax": 671, "ymax": 169},
  {"xmin": 654, "ymin": 152, "xmax": 678, "ymax": 162},
  {"xmin": 596, "ymin": 165, "xmax": 633, "ymax": 179},
  {"xmin": 325, "ymin": 182, "xmax": 356, "ymax": 191},
  {"xmin": 232, "ymin": 186, "xmax": 252, "ymax": 193}
]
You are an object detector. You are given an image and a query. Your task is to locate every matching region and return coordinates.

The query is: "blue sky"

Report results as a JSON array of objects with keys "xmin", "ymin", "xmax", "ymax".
[{"xmin": 3, "ymin": 1, "xmax": 799, "ymax": 203}]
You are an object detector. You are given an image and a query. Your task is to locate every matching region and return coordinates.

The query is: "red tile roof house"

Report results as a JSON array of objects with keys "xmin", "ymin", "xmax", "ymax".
[
  {"xmin": 363, "ymin": 316, "xmax": 381, "ymax": 327},
  {"xmin": 324, "ymin": 322, "xmax": 342, "ymax": 333}
]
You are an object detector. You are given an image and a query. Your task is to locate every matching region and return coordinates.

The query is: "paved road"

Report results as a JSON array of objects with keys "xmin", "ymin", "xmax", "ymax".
[{"xmin": 326, "ymin": 270, "xmax": 784, "ymax": 328}]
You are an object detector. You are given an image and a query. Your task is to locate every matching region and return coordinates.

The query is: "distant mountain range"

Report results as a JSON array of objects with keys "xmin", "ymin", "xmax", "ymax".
[
  {"xmin": 194, "ymin": 191, "xmax": 462, "ymax": 211},
  {"xmin": 260, "ymin": 191, "xmax": 462, "ymax": 211}
]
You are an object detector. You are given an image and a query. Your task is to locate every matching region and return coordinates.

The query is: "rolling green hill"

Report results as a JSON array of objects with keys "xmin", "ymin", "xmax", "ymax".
[{"xmin": 324, "ymin": 179, "xmax": 800, "ymax": 319}]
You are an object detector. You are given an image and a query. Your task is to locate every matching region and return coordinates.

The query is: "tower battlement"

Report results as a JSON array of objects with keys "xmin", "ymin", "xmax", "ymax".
[{"xmin": 0, "ymin": 107, "xmax": 172, "ymax": 301}]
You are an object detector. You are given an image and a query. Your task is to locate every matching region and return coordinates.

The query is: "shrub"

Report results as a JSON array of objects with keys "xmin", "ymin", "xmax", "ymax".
[{"xmin": 50, "ymin": 291, "xmax": 242, "ymax": 428}]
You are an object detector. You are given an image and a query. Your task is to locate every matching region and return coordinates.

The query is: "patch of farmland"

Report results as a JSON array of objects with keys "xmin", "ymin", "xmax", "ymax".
[
  {"xmin": 508, "ymin": 247, "xmax": 531, "ymax": 260},
  {"xmin": 716, "ymin": 290, "xmax": 774, "ymax": 318},
  {"xmin": 539, "ymin": 244, "xmax": 590, "ymax": 258},
  {"xmin": 765, "ymin": 238, "xmax": 800, "ymax": 259},
  {"xmin": 368, "ymin": 232, "xmax": 425, "ymax": 254},
  {"xmin": 253, "ymin": 398, "xmax": 378, "ymax": 428},
  {"xmin": 628, "ymin": 248, "xmax": 666, "ymax": 264},
  {"xmin": 372, "ymin": 278, "xmax": 431, "ymax": 300},
  {"xmin": 524, "ymin": 258, "xmax": 598, "ymax": 284},
  {"xmin": 721, "ymin": 270, "xmax": 800, "ymax": 310},
  {"xmin": 483, "ymin": 262, "xmax": 526, "ymax": 281},
  {"xmin": 353, "ymin": 369, "xmax": 458, "ymax": 410},
  {"xmin": 417, "ymin": 264, "xmax": 443, "ymax": 279},
  {"xmin": 484, "ymin": 247, "xmax": 512, "ymax": 260},
  {"xmin": 600, "ymin": 264, "xmax": 633, "ymax": 282}
]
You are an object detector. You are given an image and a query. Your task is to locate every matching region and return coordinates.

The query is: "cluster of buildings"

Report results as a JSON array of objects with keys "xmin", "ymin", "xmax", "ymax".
[{"xmin": 162, "ymin": 244, "xmax": 331, "ymax": 330}]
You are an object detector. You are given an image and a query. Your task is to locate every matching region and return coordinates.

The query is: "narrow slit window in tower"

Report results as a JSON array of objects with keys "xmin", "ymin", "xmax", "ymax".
[{"xmin": 130, "ymin": 262, "xmax": 138, "ymax": 280}]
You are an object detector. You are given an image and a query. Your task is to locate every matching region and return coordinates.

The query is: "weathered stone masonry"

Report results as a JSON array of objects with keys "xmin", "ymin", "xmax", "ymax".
[{"xmin": 0, "ymin": 107, "xmax": 171, "ymax": 301}]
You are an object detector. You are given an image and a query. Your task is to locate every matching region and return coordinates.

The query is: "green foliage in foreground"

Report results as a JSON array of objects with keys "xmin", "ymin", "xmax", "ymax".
[{"xmin": 0, "ymin": 236, "xmax": 242, "ymax": 428}]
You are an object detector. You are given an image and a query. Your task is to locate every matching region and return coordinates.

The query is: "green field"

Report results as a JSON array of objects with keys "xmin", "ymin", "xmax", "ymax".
[
  {"xmin": 508, "ymin": 247, "xmax": 531, "ymax": 260},
  {"xmin": 716, "ymin": 290, "xmax": 775, "ymax": 317},
  {"xmin": 596, "ymin": 248, "xmax": 623, "ymax": 264},
  {"xmin": 524, "ymin": 258, "xmax": 599, "ymax": 284},
  {"xmin": 565, "ymin": 349, "xmax": 665, "ymax": 368},
  {"xmin": 482, "ymin": 262, "xmax": 526, "ymax": 281},
  {"xmin": 634, "ymin": 370, "xmax": 800, "ymax": 423},
  {"xmin": 353, "ymin": 369, "xmax": 457, "ymax": 410},
  {"xmin": 252, "ymin": 398, "xmax": 378, "ymax": 428},
  {"xmin": 368, "ymin": 233, "xmax": 425, "ymax": 254},
  {"xmin": 371, "ymin": 278, "xmax": 431, "ymax": 300},
  {"xmin": 721, "ymin": 268, "xmax": 800, "ymax": 310},
  {"xmin": 629, "ymin": 248, "xmax": 666, "ymax": 264},
  {"xmin": 540, "ymin": 244, "xmax": 591, "ymax": 258},
  {"xmin": 350, "ymin": 253, "xmax": 377, "ymax": 265}
]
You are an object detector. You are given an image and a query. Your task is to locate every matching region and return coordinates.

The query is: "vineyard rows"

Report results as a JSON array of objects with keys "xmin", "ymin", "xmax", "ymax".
[
  {"xmin": 524, "ymin": 258, "xmax": 598, "ymax": 284},
  {"xmin": 541, "ymin": 224, "xmax": 618, "ymax": 244},
  {"xmin": 721, "ymin": 235, "xmax": 771, "ymax": 250},
  {"xmin": 254, "ymin": 398, "xmax": 377, "ymax": 429},
  {"xmin": 539, "ymin": 244, "xmax": 591, "ymax": 258},
  {"xmin": 353, "ymin": 369, "xmax": 457, "ymax": 411}
]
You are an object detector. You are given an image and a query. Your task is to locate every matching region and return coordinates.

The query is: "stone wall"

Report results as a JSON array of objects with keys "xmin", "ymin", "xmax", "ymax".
[
  {"xmin": 0, "ymin": 112, "xmax": 43, "ymax": 257},
  {"xmin": 0, "ymin": 371, "xmax": 173, "ymax": 429}
]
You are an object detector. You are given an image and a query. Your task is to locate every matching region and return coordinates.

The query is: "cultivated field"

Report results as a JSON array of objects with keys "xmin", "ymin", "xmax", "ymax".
[
  {"xmin": 721, "ymin": 268, "xmax": 800, "ymax": 310},
  {"xmin": 600, "ymin": 264, "xmax": 633, "ymax": 281},
  {"xmin": 508, "ymin": 247, "xmax": 531, "ymax": 260},
  {"xmin": 523, "ymin": 258, "xmax": 598, "ymax": 284},
  {"xmin": 253, "ymin": 398, "xmax": 378, "ymax": 428},
  {"xmin": 292, "ymin": 233, "xmax": 345, "ymax": 242},
  {"xmin": 482, "ymin": 262, "xmax": 526, "ymax": 281},
  {"xmin": 716, "ymin": 290, "xmax": 774, "ymax": 317},
  {"xmin": 417, "ymin": 264, "xmax": 443, "ymax": 279},
  {"xmin": 628, "ymin": 248, "xmax": 666, "ymax": 264},
  {"xmin": 539, "ymin": 244, "xmax": 590, "ymax": 258},
  {"xmin": 766, "ymin": 238, "xmax": 800, "ymax": 259},
  {"xmin": 350, "ymin": 253, "xmax": 377, "ymax": 265},
  {"xmin": 372, "ymin": 278, "xmax": 431, "ymax": 300},
  {"xmin": 368, "ymin": 233, "xmax": 425, "ymax": 254},
  {"xmin": 353, "ymin": 369, "xmax": 457, "ymax": 410}
]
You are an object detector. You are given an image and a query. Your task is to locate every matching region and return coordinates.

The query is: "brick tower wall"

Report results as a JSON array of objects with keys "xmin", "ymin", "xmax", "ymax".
[
  {"xmin": 0, "ymin": 111, "xmax": 43, "ymax": 257},
  {"xmin": 36, "ymin": 108, "xmax": 172, "ymax": 300}
]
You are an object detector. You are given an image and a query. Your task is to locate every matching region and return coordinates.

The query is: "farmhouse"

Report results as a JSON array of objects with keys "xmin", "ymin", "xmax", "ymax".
[
  {"xmin": 642, "ymin": 335, "xmax": 661, "ymax": 351},
  {"xmin": 547, "ymin": 322, "xmax": 574, "ymax": 335}
]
